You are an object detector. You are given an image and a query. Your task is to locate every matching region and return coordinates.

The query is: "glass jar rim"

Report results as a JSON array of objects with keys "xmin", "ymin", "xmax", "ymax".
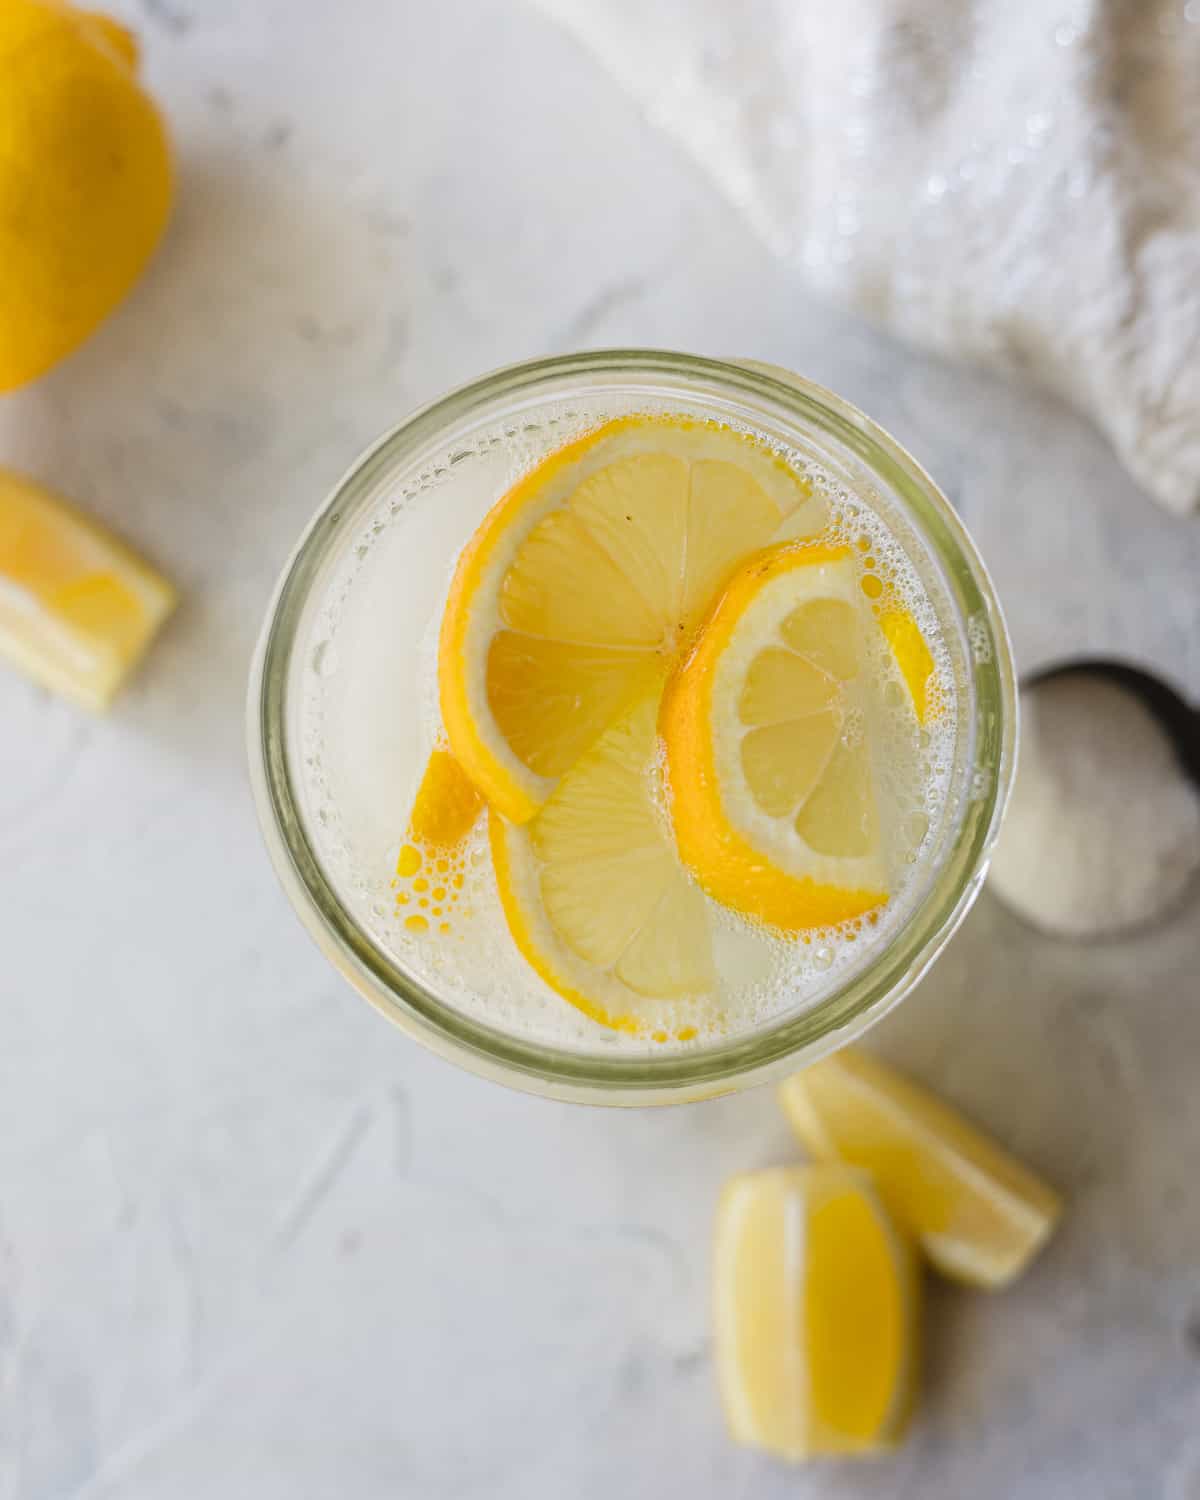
[{"xmin": 248, "ymin": 350, "xmax": 1017, "ymax": 1105}]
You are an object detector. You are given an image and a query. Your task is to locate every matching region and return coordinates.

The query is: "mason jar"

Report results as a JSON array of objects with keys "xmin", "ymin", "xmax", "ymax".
[{"xmin": 248, "ymin": 351, "xmax": 1016, "ymax": 1105}]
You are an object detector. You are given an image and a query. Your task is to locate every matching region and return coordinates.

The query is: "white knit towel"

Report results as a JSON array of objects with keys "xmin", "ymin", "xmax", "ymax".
[{"xmin": 532, "ymin": 0, "xmax": 1200, "ymax": 514}]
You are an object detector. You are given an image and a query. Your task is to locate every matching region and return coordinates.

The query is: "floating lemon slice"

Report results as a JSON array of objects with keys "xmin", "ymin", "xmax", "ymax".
[
  {"xmin": 392, "ymin": 747, "xmax": 484, "ymax": 935},
  {"xmin": 0, "ymin": 468, "xmax": 175, "ymax": 709},
  {"xmin": 660, "ymin": 543, "xmax": 888, "ymax": 932},
  {"xmin": 714, "ymin": 1165, "xmax": 919, "ymax": 1460},
  {"xmin": 880, "ymin": 607, "xmax": 937, "ymax": 723},
  {"xmin": 780, "ymin": 1048, "xmax": 1063, "ymax": 1287},
  {"xmin": 490, "ymin": 695, "xmax": 712, "ymax": 1037},
  {"xmin": 439, "ymin": 416, "xmax": 811, "ymax": 823},
  {"xmin": 405, "ymin": 747, "xmax": 484, "ymax": 850}
]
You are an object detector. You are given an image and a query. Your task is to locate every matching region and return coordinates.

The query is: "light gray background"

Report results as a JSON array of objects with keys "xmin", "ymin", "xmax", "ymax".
[{"xmin": 2, "ymin": 3, "xmax": 1198, "ymax": 1497}]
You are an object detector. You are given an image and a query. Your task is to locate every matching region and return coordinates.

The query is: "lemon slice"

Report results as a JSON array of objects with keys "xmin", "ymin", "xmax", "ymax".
[
  {"xmin": 490, "ymin": 695, "xmax": 712, "ymax": 1037},
  {"xmin": 404, "ymin": 747, "xmax": 485, "ymax": 850},
  {"xmin": 660, "ymin": 542, "xmax": 887, "ymax": 932},
  {"xmin": 880, "ymin": 607, "xmax": 938, "ymax": 723},
  {"xmin": 714, "ymin": 1165, "xmax": 919, "ymax": 1460},
  {"xmin": 392, "ymin": 747, "xmax": 484, "ymax": 935},
  {"xmin": 780, "ymin": 1048, "xmax": 1063, "ymax": 1287},
  {"xmin": 439, "ymin": 416, "xmax": 810, "ymax": 823},
  {"xmin": 0, "ymin": 468, "xmax": 176, "ymax": 709}
]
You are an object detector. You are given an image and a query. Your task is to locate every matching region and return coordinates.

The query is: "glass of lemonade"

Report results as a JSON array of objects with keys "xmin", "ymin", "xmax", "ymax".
[{"xmin": 248, "ymin": 352, "xmax": 1015, "ymax": 1105}]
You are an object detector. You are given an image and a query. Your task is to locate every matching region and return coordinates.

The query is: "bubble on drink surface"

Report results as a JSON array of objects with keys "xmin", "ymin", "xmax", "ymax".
[
  {"xmin": 310, "ymin": 640, "xmax": 339, "ymax": 678},
  {"xmin": 971, "ymin": 765, "xmax": 993, "ymax": 801},
  {"xmin": 968, "ymin": 612, "xmax": 993, "ymax": 664}
]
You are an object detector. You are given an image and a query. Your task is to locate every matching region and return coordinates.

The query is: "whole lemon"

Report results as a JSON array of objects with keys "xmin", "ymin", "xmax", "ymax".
[{"xmin": 0, "ymin": 0, "xmax": 172, "ymax": 392}]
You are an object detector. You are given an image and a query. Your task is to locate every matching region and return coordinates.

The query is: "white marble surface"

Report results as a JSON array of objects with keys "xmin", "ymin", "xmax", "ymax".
[{"xmin": 2, "ymin": 2, "xmax": 1199, "ymax": 1497}]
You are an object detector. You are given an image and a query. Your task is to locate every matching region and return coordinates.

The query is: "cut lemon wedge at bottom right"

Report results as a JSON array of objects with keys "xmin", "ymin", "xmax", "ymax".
[
  {"xmin": 780, "ymin": 1048, "xmax": 1062, "ymax": 1288},
  {"xmin": 714, "ymin": 1165, "xmax": 918, "ymax": 1460}
]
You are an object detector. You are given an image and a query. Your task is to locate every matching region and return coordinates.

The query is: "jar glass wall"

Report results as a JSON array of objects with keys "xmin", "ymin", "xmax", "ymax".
[{"xmin": 248, "ymin": 352, "xmax": 1016, "ymax": 1105}]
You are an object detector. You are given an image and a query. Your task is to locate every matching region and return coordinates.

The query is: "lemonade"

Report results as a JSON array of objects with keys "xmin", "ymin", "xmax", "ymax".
[{"xmin": 250, "ymin": 354, "xmax": 1015, "ymax": 1102}]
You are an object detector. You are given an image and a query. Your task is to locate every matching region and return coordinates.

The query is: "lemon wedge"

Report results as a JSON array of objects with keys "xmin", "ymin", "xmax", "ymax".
[
  {"xmin": 660, "ymin": 542, "xmax": 887, "ymax": 932},
  {"xmin": 0, "ymin": 468, "xmax": 175, "ymax": 709},
  {"xmin": 439, "ymin": 416, "xmax": 810, "ymax": 823},
  {"xmin": 780, "ymin": 1048, "xmax": 1062, "ymax": 1287},
  {"xmin": 714, "ymin": 1165, "xmax": 919, "ymax": 1460},
  {"xmin": 490, "ymin": 695, "xmax": 712, "ymax": 1037}
]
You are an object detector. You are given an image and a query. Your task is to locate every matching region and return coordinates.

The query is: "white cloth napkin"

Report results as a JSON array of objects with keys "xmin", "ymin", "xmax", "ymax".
[{"xmin": 532, "ymin": 0, "xmax": 1200, "ymax": 514}]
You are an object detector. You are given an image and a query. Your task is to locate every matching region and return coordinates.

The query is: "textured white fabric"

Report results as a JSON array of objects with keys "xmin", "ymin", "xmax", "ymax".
[{"xmin": 533, "ymin": 0, "xmax": 1200, "ymax": 513}]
